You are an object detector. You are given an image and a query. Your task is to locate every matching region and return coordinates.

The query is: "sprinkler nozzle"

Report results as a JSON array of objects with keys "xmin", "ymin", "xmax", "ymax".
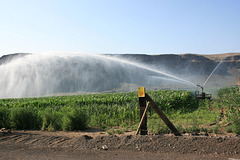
[{"xmin": 196, "ymin": 84, "xmax": 203, "ymax": 89}]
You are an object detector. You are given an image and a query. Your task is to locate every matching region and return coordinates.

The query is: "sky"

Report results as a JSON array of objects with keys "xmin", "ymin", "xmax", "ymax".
[{"xmin": 0, "ymin": 0, "xmax": 240, "ymax": 56}]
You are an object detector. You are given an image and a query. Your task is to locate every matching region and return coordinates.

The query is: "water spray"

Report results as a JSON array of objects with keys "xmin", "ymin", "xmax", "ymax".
[
  {"xmin": 193, "ymin": 56, "xmax": 229, "ymax": 100},
  {"xmin": 94, "ymin": 55, "xmax": 197, "ymax": 87},
  {"xmin": 202, "ymin": 56, "xmax": 227, "ymax": 87},
  {"xmin": 0, "ymin": 53, "xmax": 230, "ymax": 99}
]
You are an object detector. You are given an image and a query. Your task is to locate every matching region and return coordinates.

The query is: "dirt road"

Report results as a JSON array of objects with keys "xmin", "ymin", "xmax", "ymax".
[{"xmin": 0, "ymin": 130, "xmax": 239, "ymax": 160}]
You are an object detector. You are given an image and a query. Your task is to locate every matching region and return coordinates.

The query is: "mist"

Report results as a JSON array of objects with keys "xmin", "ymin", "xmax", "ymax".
[
  {"xmin": 0, "ymin": 53, "xmax": 238, "ymax": 99},
  {"xmin": 0, "ymin": 53, "xmax": 173, "ymax": 98}
]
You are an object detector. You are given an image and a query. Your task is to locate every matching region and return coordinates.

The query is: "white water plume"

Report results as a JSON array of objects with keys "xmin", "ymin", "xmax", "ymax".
[
  {"xmin": 93, "ymin": 55, "xmax": 197, "ymax": 87},
  {"xmin": 0, "ymin": 53, "xmax": 197, "ymax": 99},
  {"xmin": 202, "ymin": 56, "xmax": 227, "ymax": 87},
  {"xmin": 147, "ymin": 75, "xmax": 195, "ymax": 86}
]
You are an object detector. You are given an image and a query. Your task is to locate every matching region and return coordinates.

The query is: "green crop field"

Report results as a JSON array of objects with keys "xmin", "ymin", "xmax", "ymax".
[{"xmin": 0, "ymin": 87, "xmax": 239, "ymax": 135}]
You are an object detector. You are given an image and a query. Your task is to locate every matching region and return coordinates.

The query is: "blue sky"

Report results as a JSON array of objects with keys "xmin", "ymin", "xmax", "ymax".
[{"xmin": 0, "ymin": 0, "xmax": 240, "ymax": 56}]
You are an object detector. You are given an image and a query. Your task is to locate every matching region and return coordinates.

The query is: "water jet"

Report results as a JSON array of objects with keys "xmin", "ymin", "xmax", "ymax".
[{"xmin": 194, "ymin": 56, "xmax": 228, "ymax": 100}]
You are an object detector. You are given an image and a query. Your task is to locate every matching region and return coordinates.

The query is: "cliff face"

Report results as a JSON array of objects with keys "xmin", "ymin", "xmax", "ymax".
[
  {"xmin": 111, "ymin": 53, "xmax": 240, "ymax": 77},
  {"xmin": 224, "ymin": 55, "xmax": 240, "ymax": 69}
]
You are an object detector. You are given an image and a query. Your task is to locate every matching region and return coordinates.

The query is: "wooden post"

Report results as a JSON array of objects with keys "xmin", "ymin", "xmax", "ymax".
[
  {"xmin": 138, "ymin": 87, "xmax": 148, "ymax": 135},
  {"xmin": 145, "ymin": 93, "xmax": 182, "ymax": 136},
  {"xmin": 136, "ymin": 102, "xmax": 150, "ymax": 135}
]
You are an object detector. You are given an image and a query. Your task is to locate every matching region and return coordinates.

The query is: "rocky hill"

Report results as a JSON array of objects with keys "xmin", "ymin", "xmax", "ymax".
[{"xmin": 109, "ymin": 53, "xmax": 240, "ymax": 76}]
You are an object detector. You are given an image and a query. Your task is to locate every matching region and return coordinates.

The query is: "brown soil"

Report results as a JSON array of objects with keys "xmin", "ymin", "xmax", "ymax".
[{"xmin": 0, "ymin": 130, "xmax": 240, "ymax": 160}]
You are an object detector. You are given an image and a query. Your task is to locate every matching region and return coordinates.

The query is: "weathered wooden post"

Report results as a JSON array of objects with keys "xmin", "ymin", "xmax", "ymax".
[
  {"xmin": 136, "ymin": 102, "xmax": 150, "ymax": 135},
  {"xmin": 138, "ymin": 87, "xmax": 148, "ymax": 135}
]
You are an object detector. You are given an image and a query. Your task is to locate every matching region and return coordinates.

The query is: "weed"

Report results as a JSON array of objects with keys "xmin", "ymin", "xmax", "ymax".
[
  {"xmin": 106, "ymin": 129, "xmax": 115, "ymax": 135},
  {"xmin": 184, "ymin": 125, "xmax": 200, "ymax": 133},
  {"xmin": 115, "ymin": 129, "xmax": 123, "ymax": 134},
  {"xmin": 213, "ymin": 123, "xmax": 222, "ymax": 134},
  {"xmin": 62, "ymin": 108, "xmax": 88, "ymax": 131},
  {"xmin": 0, "ymin": 107, "xmax": 10, "ymax": 128},
  {"xmin": 41, "ymin": 108, "xmax": 62, "ymax": 131},
  {"xmin": 227, "ymin": 113, "xmax": 240, "ymax": 135},
  {"xmin": 10, "ymin": 107, "xmax": 39, "ymax": 130}
]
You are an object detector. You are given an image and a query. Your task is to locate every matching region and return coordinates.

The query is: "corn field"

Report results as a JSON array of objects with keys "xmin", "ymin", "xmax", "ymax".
[{"xmin": 0, "ymin": 90, "xmax": 197, "ymax": 131}]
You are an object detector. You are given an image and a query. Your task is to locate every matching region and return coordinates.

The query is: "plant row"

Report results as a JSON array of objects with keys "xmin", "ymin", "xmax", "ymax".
[{"xmin": 0, "ymin": 90, "xmax": 197, "ymax": 131}]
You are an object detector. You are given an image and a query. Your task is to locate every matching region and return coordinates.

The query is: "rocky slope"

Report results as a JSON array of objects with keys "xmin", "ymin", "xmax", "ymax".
[{"xmin": 109, "ymin": 53, "xmax": 240, "ymax": 76}]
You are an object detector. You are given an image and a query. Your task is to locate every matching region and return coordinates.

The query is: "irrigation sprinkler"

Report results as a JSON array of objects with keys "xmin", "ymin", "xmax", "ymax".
[
  {"xmin": 195, "ymin": 84, "xmax": 212, "ymax": 100},
  {"xmin": 195, "ymin": 56, "xmax": 228, "ymax": 100}
]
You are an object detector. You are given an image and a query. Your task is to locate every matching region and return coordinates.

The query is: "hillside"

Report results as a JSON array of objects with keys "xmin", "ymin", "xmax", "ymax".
[
  {"xmin": 109, "ymin": 53, "xmax": 240, "ymax": 75},
  {"xmin": 108, "ymin": 53, "xmax": 240, "ymax": 87}
]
